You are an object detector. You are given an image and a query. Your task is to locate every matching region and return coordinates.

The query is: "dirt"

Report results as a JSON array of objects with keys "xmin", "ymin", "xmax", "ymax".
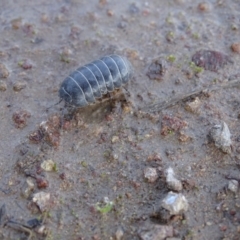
[{"xmin": 0, "ymin": 0, "xmax": 240, "ymax": 239}]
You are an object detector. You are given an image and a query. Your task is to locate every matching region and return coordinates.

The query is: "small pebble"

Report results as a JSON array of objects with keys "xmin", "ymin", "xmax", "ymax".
[
  {"xmin": 11, "ymin": 18, "xmax": 22, "ymax": 29},
  {"xmin": 0, "ymin": 81, "xmax": 7, "ymax": 91},
  {"xmin": 36, "ymin": 225, "xmax": 47, "ymax": 234},
  {"xmin": 32, "ymin": 191, "xmax": 51, "ymax": 212},
  {"xmin": 129, "ymin": 3, "xmax": 140, "ymax": 14},
  {"xmin": 115, "ymin": 227, "xmax": 124, "ymax": 240},
  {"xmin": 21, "ymin": 178, "xmax": 35, "ymax": 198},
  {"xmin": 192, "ymin": 49, "xmax": 230, "ymax": 72},
  {"xmin": 146, "ymin": 58, "xmax": 167, "ymax": 81},
  {"xmin": 147, "ymin": 153, "xmax": 162, "ymax": 162},
  {"xmin": 118, "ymin": 21, "xmax": 127, "ymax": 29},
  {"xmin": 18, "ymin": 59, "xmax": 33, "ymax": 70},
  {"xmin": 122, "ymin": 104, "xmax": 132, "ymax": 114},
  {"xmin": 206, "ymin": 221, "xmax": 213, "ymax": 226},
  {"xmin": 166, "ymin": 238, "xmax": 181, "ymax": 240},
  {"xmin": 60, "ymin": 47, "xmax": 72, "ymax": 63},
  {"xmin": 228, "ymin": 179, "xmax": 238, "ymax": 193},
  {"xmin": 36, "ymin": 178, "xmax": 49, "ymax": 189},
  {"xmin": 236, "ymin": 146, "xmax": 240, "ymax": 153},
  {"xmin": 231, "ymin": 43, "xmax": 240, "ymax": 54},
  {"xmin": 185, "ymin": 97, "xmax": 201, "ymax": 113},
  {"xmin": 70, "ymin": 26, "xmax": 81, "ymax": 39},
  {"xmin": 12, "ymin": 110, "xmax": 31, "ymax": 129},
  {"xmin": 29, "ymin": 129, "xmax": 44, "ymax": 144},
  {"xmin": 161, "ymin": 115, "xmax": 188, "ymax": 136},
  {"xmin": 0, "ymin": 63, "xmax": 9, "ymax": 78},
  {"xmin": 22, "ymin": 23, "xmax": 37, "ymax": 36},
  {"xmin": 178, "ymin": 131, "xmax": 191, "ymax": 142},
  {"xmin": 99, "ymin": 0, "xmax": 107, "ymax": 6},
  {"xmin": 41, "ymin": 13, "xmax": 49, "ymax": 23},
  {"xmin": 13, "ymin": 81, "xmax": 27, "ymax": 91},
  {"xmin": 139, "ymin": 224, "xmax": 173, "ymax": 240},
  {"xmin": 161, "ymin": 191, "xmax": 189, "ymax": 215},
  {"xmin": 198, "ymin": 2, "xmax": 210, "ymax": 11},
  {"xmin": 40, "ymin": 115, "xmax": 61, "ymax": 147},
  {"xmin": 111, "ymin": 136, "xmax": 119, "ymax": 143},
  {"xmin": 144, "ymin": 167, "xmax": 158, "ymax": 183},
  {"xmin": 209, "ymin": 121, "xmax": 232, "ymax": 154},
  {"xmin": 107, "ymin": 9, "xmax": 114, "ymax": 16},
  {"xmin": 41, "ymin": 159, "xmax": 56, "ymax": 172},
  {"xmin": 165, "ymin": 167, "xmax": 183, "ymax": 192}
]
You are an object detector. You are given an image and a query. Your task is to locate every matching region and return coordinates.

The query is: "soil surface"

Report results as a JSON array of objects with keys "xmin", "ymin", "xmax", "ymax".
[{"xmin": 0, "ymin": 0, "xmax": 240, "ymax": 239}]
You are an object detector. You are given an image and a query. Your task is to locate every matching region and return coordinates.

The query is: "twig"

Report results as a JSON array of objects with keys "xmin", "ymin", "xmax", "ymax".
[{"xmin": 142, "ymin": 79, "xmax": 240, "ymax": 113}]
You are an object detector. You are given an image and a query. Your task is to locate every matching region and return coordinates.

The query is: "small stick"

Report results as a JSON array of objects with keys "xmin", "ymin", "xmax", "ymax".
[{"xmin": 142, "ymin": 79, "xmax": 240, "ymax": 113}]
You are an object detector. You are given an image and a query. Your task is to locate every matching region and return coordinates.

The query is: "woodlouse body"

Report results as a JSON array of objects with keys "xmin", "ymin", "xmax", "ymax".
[{"xmin": 59, "ymin": 55, "xmax": 133, "ymax": 107}]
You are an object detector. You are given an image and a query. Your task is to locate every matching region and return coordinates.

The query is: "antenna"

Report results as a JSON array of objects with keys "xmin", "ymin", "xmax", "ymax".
[{"xmin": 46, "ymin": 99, "xmax": 63, "ymax": 112}]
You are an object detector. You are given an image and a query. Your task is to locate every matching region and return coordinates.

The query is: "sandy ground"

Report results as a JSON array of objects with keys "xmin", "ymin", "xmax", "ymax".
[{"xmin": 0, "ymin": 0, "xmax": 240, "ymax": 239}]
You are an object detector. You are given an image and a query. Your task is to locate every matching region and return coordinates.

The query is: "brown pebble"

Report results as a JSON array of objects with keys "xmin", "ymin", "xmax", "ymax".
[
  {"xmin": 192, "ymin": 49, "xmax": 230, "ymax": 72},
  {"xmin": 0, "ymin": 63, "xmax": 9, "ymax": 78},
  {"xmin": 0, "ymin": 51, "xmax": 7, "ymax": 57},
  {"xmin": 99, "ymin": 0, "xmax": 107, "ymax": 6},
  {"xmin": 125, "ymin": 193, "xmax": 132, "ymax": 199},
  {"xmin": 132, "ymin": 181, "xmax": 140, "ymax": 189},
  {"xmin": 40, "ymin": 115, "xmax": 61, "ymax": 147},
  {"xmin": 92, "ymin": 235, "xmax": 100, "ymax": 240},
  {"xmin": 124, "ymin": 48, "xmax": 139, "ymax": 60},
  {"xmin": 13, "ymin": 81, "xmax": 27, "ymax": 91},
  {"xmin": 60, "ymin": 47, "xmax": 72, "ymax": 63},
  {"xmin": 59, "ymin": 172, "xmax": 66, "ymax": 180},
  {"xmin": 105, "ymin": 114, "xmax": 113, "ymax": 122},
  {"xmin": 219, "ymin": 224, "xmax": 227, "ymax": 231},
  {"xmin": 12, "ymin": 110, "xmax": 31, "ymax": 129},
  {"xmin": 41, "ymin": 13, "xmax": 49, "ymax": 23},
  {"xmin": 185, "ymin": 97, "xmax": 201, "ymax": 113},
  {"xmin": 36, "ymin": 177, "xmax": 49, "ymax": 189},
  {"xmin": 11, "ymin": 18, "xmax": 22, "ymax": 29},
  {"xmin": 29, "ymin": 129, "xmax": 44, "ymax": 144},
  {"xmin": 61, "ymin": 47, "xmax": 72, "ymax": 57},
  {"xmin": 70, "ymin": 26, "xmax": 81, "ymax": 39},
  {"xmin": 62, "ymin": 120, "xmax": 72, "ymax": 130},
  {"xmin": 107, "ymin": 9, "xmax": 114, "ymax": 16},
  {"xmin": 231, "ymin": 43, "xmax": 240, "ymax": 54},
  {"xmin": 198, "ymin": 2, "xmax": 210, "ymax": 11},
  {"xmin": 0, "ymin": 81, "xmax": 7, "ymax": 91},
  {"xmin": 18, "ymin": 59, "xmax": 32, "ymax": 70},
  {"xmin": 22, "ymin": 23, "xmax": 36, "ymax": 36},
  {"xmin": 147, "ymin": 153, "xmax": 162, "ymax": 162},
  {"xmin": 182, "ymin": 179, "xmax": 197, "ymax": 190},
  {"xmin": 161, "ymin": 115, "xmax": 188, "ymax": 136},
  {"xmin": 142, "ymin": 9, "xmax": 150, "ymax": 16},
  {"xmin": 178, "ymin": 131, "xmax": 191, "ymax": 142},
  {"xmin": 236, "ymin": 146, "xmax": 240, "ymax": 154},
  {"xmin": 147, "ymin": 58, "xmax": 167, "ymax": 81},
  {"xmin": 229, "ymin": 209, "xmax": 236, "ymax": 216}
]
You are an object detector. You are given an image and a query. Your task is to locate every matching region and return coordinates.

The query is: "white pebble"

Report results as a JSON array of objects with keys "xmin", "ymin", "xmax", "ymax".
[
  {"xmin": 161, "ymin": 191, "xmax": 188, "ymax": 215},
  {"xmin": 228, "ymin": 179, "xmax": 238, "ymax": 193},
  {"xmin": 165, "ymin": 167, "xmax": 183, "ymax": 192}
]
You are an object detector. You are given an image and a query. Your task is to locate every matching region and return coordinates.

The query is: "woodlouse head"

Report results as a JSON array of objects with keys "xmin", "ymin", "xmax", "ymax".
[{"xmin": 59, "ymin": 86, "xmax": 72, "ymax": 104}]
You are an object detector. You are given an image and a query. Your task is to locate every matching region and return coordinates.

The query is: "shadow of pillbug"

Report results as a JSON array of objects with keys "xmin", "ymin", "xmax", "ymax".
[{"xmin": 59, "ymin": 55, "xmax": 133, "ymax": 107}]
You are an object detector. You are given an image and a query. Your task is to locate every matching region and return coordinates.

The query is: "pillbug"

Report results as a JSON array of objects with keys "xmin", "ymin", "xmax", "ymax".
[{"xmin": 59, "ymin": 55, "xmax": 133, "ymax": 107}]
